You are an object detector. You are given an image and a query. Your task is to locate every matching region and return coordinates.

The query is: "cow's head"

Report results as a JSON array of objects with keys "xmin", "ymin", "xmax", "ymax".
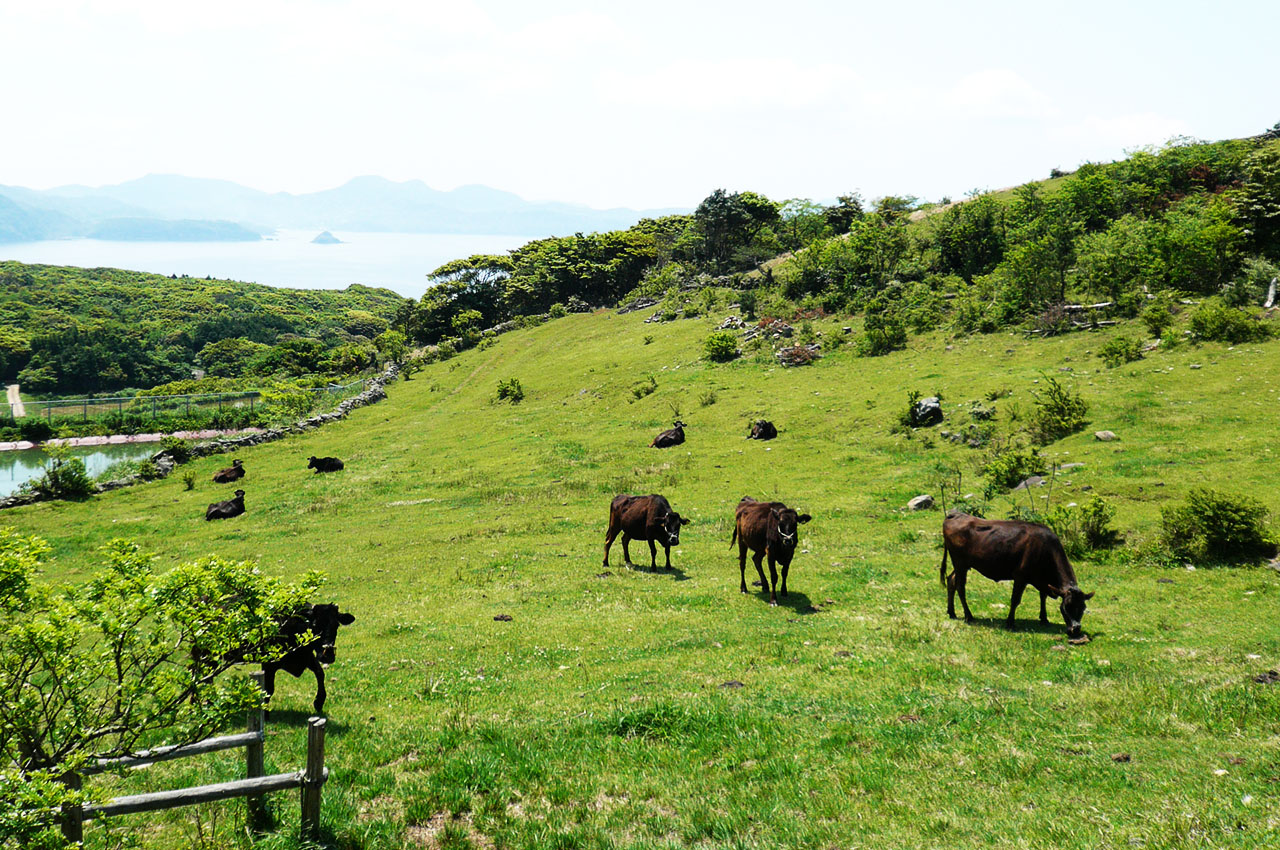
[
  {"xmin": 672, "ymin": 420, "xmax": 686, "ymax": 430},
  {"xmin": 1049, "ymin": 584, "xmax": 1093, "ymax": 638},
  {"xmin": 660, "ymin": 510, "xmax": 690, "ymax": 546},
  {"xmin": 233, "ymin": 489, "xmax": 245, "ymax": 499},
  {"xmin": 307, "ymin": 456, "xmax": 319, "ymax": 469},
  {"xmin": 771, "ymin": 507, "xmax": 811, "ymax": 548},
  {"xmin": 308, "ymin": 603, "xmax": 356, "ymax": 665},
  {"xmin": 232, "ymin": 459, "xmax": 242, "ymax": 467}
]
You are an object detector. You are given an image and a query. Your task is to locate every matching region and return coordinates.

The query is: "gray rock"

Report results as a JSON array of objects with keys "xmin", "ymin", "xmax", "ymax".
[
  {"xmin": 907, "ymin": 494, "xmax": 934, "ymax": 511},
  {"xmin": 1060, "ymin": 462, "xmax": 1086, "ymax": 469},
  {"xmin": 1095, "ymin": 430, "xmax": 1119, "ymax": 441},
  {"xmin": 911, "ymin": 397, "xmax": 944, "ymax": 427}
]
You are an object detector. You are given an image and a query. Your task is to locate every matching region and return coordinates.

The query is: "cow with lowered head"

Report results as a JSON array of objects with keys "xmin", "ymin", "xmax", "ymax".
[
  {"xmin": 650, "ymin": 420, "xmax": 685, "ymax": 449},
  {"xmin": 212, "ymin": 459, "xmax": 245, "ymax": 483},
  {"xmin": 261, "ymin": 603, "xmax": 356, "ymax": 716},
  {"xmin": 747, "ymin": 420, "xmax": 777, "ymax": 440},
  {"xmin": 205, "ymin": 489, "xmax": 245, "ymax": 520},
  {"xmin": 604, "ymin": 494, "xmax": 689, "ymax": 571},
  {"xmin": 732, "ymin": 496, "xmax": 811, "ymax": 605},
  {"xmin": 308, "ymin": 455, "xmax": 344, "ymax": 473},
  {"xmin": 940, "ymin": 510, "xmax": 1094, "ymax": 638}
]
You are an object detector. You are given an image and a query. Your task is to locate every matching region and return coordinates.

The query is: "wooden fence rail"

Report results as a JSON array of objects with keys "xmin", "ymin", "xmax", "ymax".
[{"xmin": 62, "ymin": 672, "xmax": 328, "ymax": 843}]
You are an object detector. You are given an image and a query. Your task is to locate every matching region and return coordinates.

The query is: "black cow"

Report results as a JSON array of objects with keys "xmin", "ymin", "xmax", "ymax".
[
  {"xmin": 261, "ymin": 603, "xmax": 356, "ymax": 716},
  {"xmin": 212, "ymin": 459, "xmax": 245, "ymax": 483},
  {"xmin": 941, "ymin": 510, "xmax": 1094, "ymax": 637},
  {"xmin": 731, "ymin": 496, "xmax": 812, "ymax": 605},
  {"xmin": 747, "ymin": 420, "xmax": 777, "ymax": 440},
  {"xmin": 603, "ymin": 494, "xmax": 690, "ymax": 571},
  {"xmin": 650, "ymin": 421, "xmax": 685, "ymax": 448},
  {"xmin": 205, "ymin": 489, "xmax": 245, "ymax": 520},
  {"xmin": 308, "ymin": 456, "xmax": 344, "ymax": 473}
]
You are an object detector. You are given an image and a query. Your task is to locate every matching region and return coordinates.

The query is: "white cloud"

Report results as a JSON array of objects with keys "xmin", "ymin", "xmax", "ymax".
[
  {"xmin": 597, "ymin": 58, "xmax": 864, "ymax": 112},
  {"xmin": 946, "ymin": 69, "xmax": 1058, "ymax": 120}
]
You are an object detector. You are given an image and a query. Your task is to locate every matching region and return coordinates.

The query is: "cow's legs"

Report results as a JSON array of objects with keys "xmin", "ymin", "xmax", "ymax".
[
  {"xmin": 766, "ymin": 554, "xmax": 780, "ymax": 606},
  {"xmin": 1007, "ymin": 581, "xmax": 1027, "ymax": 629},
  {"xmin": 739, "ymin": 540, "xmax": 750, "ymax": 593},
  {"xmin": 662, "ymin": 542, "xmax": 672, "ymax": 570},
  {"xmin": 779, "ymin": 558, "xmax": 790, "ymax": 598},
  {"xmin": 951, "ymin": 567, "xmax": 975, "ymax": 622},
  {"xmin": 647, "ymin": 539, "xmax": 658, "ymax": 572},
  {"xmin": 621, "ymin": 533, "xmax": 633, "ymax": 566},
  {"xmin": 752, "ymin": 551, "xmax": 768, "ymax": 600},
  {"xmin": 1039, "ymin": 589, "xmax": 1050, "ymax": 624},
  {"xmin": 603, "ymin": 523, "xmax": 619, "ymax": 566},
  {"xmin": 262, "ymin": 665, "xmax": 278, "ymax": 719},
  {"xmin": 309, "ymin": 658, "xmax": 327, "ymax": 714}
]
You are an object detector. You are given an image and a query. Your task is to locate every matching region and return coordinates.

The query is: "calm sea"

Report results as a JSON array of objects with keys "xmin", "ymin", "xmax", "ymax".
[{"xmin": 0, "ymin": 229, "xmax": 535, "ymax": 298}]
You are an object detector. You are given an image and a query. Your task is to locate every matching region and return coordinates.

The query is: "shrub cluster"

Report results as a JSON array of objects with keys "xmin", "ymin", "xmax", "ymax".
[
  {"xmin": 494, "ymin": 378, "xmax": 525, "ymax": 404},
  {"xmin": 982, "ymin": 444, "xmax": 1045, "ymax": 499},
  {"xmin": 1161, "ymin": 487, "xmax": 1276, "ymax": 562},
  {"xmin": 1188, "ymin": 298, "xmax": 1272, "ymax": 343},
  {"xmin": 1098, "ymin": 336, "xmax": 1144, "ymax": 367},
  {"xmin": 1028, "ymin": 375, "xmax": 1088, "ymax": 445},
  {"xmin": 703, "ymin": 331, "xmax": 740, "ymax": 362}
]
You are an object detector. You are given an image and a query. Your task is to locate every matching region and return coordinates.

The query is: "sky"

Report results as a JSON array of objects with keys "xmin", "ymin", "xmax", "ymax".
[{"xmin": 1, "ymin": 0, "xmax": 1277, "ymax": 211}]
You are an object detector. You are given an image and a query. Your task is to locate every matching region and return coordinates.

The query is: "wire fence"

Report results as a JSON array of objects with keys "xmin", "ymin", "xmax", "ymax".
[{"xmin": 3, "ymin": 378, "xmax": 366, "ymax": 425}]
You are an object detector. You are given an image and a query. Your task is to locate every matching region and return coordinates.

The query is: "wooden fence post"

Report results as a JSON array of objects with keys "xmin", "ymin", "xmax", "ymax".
[
  {"xmin": 246, "ymin": 672, "xmax": 268, "ymax": 832},
  {"xmin": 300, "ymin": 717, "xmax": 326, "ymax": 841},
  {"xmin": 60, "ymin": 771, "xmax": 83, "ymax": 844}
]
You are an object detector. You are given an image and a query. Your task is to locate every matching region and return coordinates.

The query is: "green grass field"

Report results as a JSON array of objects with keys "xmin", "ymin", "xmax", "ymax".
[{"xmin": 9, "ymin": 306, "xmax": 1280, "ymax": 849}]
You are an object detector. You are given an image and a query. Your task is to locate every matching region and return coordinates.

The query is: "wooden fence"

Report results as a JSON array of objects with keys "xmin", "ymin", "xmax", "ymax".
[{"xmin": 62, "ymin": 672, "xmax": 328, "ymax": 843}]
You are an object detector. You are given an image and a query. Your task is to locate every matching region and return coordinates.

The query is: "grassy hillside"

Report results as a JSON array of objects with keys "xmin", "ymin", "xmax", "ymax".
[{"xmin": 9, "ymin": 306, "xmax": 1280, "ymax": 849}]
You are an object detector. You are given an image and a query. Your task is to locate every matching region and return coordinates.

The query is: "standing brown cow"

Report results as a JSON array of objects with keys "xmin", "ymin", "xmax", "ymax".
[
  {"xmin": 731, "ymin": 497, "xmax": 811, "ymax": 605},
  {"xmin": 603, "ymin": 494, "xmax": 689, "ymax": 571},
  {"xmin": 940, "ymin": 510, "xmax": 1094, "ymax": 638}
]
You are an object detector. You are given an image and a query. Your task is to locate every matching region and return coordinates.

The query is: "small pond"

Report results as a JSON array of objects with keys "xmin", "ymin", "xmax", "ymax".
[{"xmin": 0, "ymin": 443, "xmax": 159, "ymax": 498}]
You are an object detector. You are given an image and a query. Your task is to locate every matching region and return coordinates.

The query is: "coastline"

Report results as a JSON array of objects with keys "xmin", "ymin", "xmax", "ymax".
[{"xmin": 0, "ymin": 428, "xmax": 266, "ymax": 453}]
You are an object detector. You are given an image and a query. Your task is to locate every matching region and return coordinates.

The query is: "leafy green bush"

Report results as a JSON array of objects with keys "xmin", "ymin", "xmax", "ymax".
[
  {"xmin": 181, "ymin": 470, "xmax": 196, "ymax": 491},
  {"xmin": 548, "ymin": 303, "xmax": 569, "ymax": 318},
  {"xmin": 1141, "ymin": 298, "xmax": 1174, "ymax": 339},
  {"xmin": 1029, "ymin": 375, "xmax": 1088, "ymax": 445},
  {"xmin": 643, "ymin": 335, "xmax": 654, "ymax": 345},
  {"xmin": 159, "ymin": 435, "xmax": 192, "ymax": 464},
  {"xmin": 22, "ymin": 446, "xmax": 94, "ymax": 500},
  {"xmin": 1098, "ymin": 336, "xmax": 1144, "ymax": 367},
  {"xmin": 982, "ymin": 444, "xmax": 1045, "ymax": 499},
  {"xmin": 1079, "ymin": 495, "xmax": 1120, "ymax": 549},
  {"xmin": 703, "ymin": 331, "xmax": 740, "ymax": 362},
  {"xmin": 1188, "ymin": 297, "xmax": 1272, "ymax": 343},
  {"xmin": 1161, "ymin": 488, "xmax": 1276, "ymax": 561},
  {"xmin": 737, "ymin": 289, "xmax": 758, "ymax": 320},
  {"xmin": 494, "ymin": 378, "xmax": 524, "ymax": 404},
  {"xmin": 631, "ymin": 376, "xmax": 657, "ymax": 400},
  {"xmin": 855, "ymin": 313, "xmax": 907, "ymax": 357}
]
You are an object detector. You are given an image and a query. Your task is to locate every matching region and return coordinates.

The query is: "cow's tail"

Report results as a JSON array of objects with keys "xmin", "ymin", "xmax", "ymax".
[
  {"xmin": 939, "ymin": 544, "xmax": 949, "ymax": 588},
  {"xmin": 730, "ymin": 524, "xmax": 738, "ymax": 549}
]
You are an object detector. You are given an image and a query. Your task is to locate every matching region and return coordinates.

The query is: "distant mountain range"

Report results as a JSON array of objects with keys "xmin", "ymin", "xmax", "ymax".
[{"xmin": 0, "ymin": 174, "xmax": 686, "ymax": 244}]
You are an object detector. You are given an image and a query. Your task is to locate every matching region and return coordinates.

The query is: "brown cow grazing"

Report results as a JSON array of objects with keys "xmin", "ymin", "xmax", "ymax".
[
  {"xmin": 308, "ymin": 456, "xmax": 344, "ymax": 473},
  {"xmin": 206, "ymin": 489, "xmax": 245, "ymax": 520},
  {"xmin": 603, "ymin": 494, "xmax": 689, "ymax": 571},
  {"xmin": 940, "ymin": 510, "xmax": 1094, "ymax": 638},
  {"xmin": 731, "ymin": 496, "xmax": 812, "ymax": 605},
  {"xmin": 212, "ymin": 459, "xmax": 245, "ymax": 483},
  {"xmin": 650, "ymin": 420, "xmax": 685, "ymax": 448},
  {"xmin": 747, "ymin": 420, "xmax": 777, "ymax": 440}
]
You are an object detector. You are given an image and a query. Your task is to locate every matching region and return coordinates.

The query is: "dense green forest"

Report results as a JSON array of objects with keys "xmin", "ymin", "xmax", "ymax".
[
  {"xmin": 0, "ymin": 264, "xmax": 409, "ymax": 395},
  {"xmin": 408, "ymin": 130, "xmax": 1280, "ymax": 354}
]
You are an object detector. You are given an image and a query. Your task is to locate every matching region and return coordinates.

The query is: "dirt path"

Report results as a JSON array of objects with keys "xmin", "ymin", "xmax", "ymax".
[{"xmin": 5, "ymin": 385, "xmax": 23, "ymax": 417}]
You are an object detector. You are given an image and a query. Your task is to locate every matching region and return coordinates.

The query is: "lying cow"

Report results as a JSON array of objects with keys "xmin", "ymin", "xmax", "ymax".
[
  {"xmin": 940, "ymin": 510, "xmax": 1094, "ymax": 638},
  {"xmin": 603, "ymin": 494, "xmax": 689, "ymax": 571},
  {"xmin": 212, "ymin": 459, "xmax": 245, "ymax": 483},
  {"xmin": 308, "ymin": 455, "xmax": 344, "ymax": 473},
  {"xmin": 650, "ymin": 420, "xmax": 685, "ymax": 448},
  {"xmin": 731, "ymin": 496, "xmax": 811, "ymax": 605},
  {"xmin": 205, "ymin": 489, "xmax": 245, "ymax": 520},
  {"xmin": 747, "ymin": 420, "xmax": 777, "ymax": 440},
  {"xmin": 261, "ymin": 603, "xmax": 356, "ymax": 716}
]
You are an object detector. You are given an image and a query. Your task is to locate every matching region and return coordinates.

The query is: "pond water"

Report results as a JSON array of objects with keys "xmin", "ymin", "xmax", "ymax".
[{"xmin": 0, "ymin": 443, "xmax": 159, "ymax": 498}]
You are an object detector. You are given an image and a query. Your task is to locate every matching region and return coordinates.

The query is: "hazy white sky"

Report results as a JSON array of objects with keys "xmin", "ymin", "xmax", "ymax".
[{"xmin": 2, "ymin": 0, "xmax": 1276, "ymax": 210}]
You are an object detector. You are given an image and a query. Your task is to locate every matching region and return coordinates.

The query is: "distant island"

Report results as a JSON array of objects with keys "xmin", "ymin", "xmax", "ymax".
[
  {"xmin": 0, "ymin": 174, "xmax": 687, "ymax": 244},
  {"xmin": 312, "ymin": 230, "xmax": 343, "ymax": 244}
]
